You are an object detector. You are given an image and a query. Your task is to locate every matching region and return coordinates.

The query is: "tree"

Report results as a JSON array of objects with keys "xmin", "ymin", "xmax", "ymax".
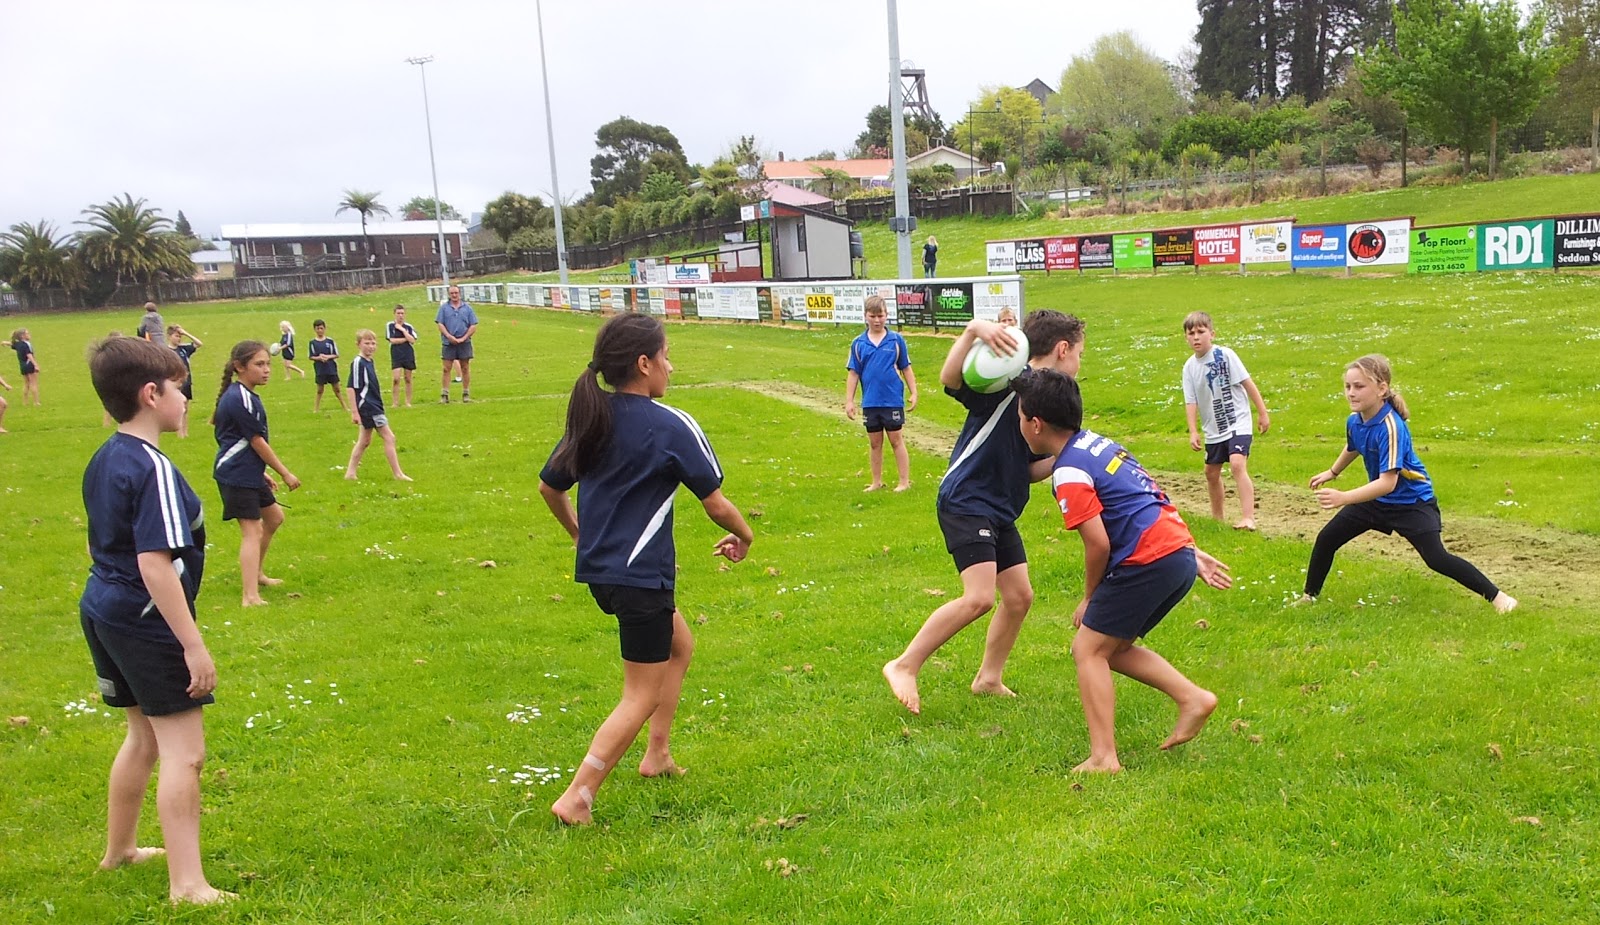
[
  {"xmin": 1194, "ymin": 1, "xmax": 1393, "ymax": 101},
  {"xmin": 1531, "ymin": 0, "xmax": 1600, "ymax": 145},
  {"xmin": 399, "ymin": 196, "xmax": 462, "ymax": 221},
  {"xmin": 853, "ymin": 104, "xmax": 945, "ymax": 157},
  {"xmin": 1280, "ymin": 0, "xmax": 1393, "ymax": 101},
  {"xmin": 1363, "ymin": 0, "xmax": 1569, "ymax": 172},
  {"xmin": 810, "ymin": 166, "xmax": 856, "ymax": 200},
  {"xmin": 1055, "ymin": 32, "xmax": 1186, "ymax": 149},
  {"xmin": 0, "ymin": 220, "xmax": 81, "ymax": 292},
  {"xmin": 174, "ymin": 210, "xmax": 193, "ymax": 238},
  {"xmin": 950, "ymin": 87, "xmax": 1048, "ymax": 166},
  {"xmin": 76, "ymin": 195, "xmax": 194, "ymax": 291},
  {"xmin": 480, "ymin": 191, "xmax": 548, "ymax": 244},
  {"xmin": 590, "ymin": 117, "xmax": 688, "ymax": 205},
  {"xmin": 1195, "ymin": 0, "xmax": 1282, "ymax": 98},
  {"xmin": 639, "ymin": 169, "xmax": 688, "ymax": 202},
  {"xmin": 334, "ymin": 189, "xmax": 390, "ymax": 263}
]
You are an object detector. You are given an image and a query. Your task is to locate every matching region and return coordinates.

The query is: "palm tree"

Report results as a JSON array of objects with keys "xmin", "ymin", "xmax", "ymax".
[
  {"xmin": 0, "ymin": 220, "xmax": 82, "ymax": 292},
  {"xmin": 76, "ymin": 194, "xmax": 194, "ymax": 291},
  {"xmin": 336, "ymin": 189, "xmax": 390, "ymax": 265}
]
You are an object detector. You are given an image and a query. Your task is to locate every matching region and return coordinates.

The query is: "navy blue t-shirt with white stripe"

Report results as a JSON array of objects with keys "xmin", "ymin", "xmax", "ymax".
[
  {"xmin": 539, "ymin": 393, "xmax": 724, "ymax": 591},
  {"xmin": 213, "ymin": 382, "xmax": 268, "ymax": 488},
  {"xmin": 80, "ymin": 433, "xmax": 206, "ymax": 643},
  {"xmin": 937, "ymin": 383, "xmax": 1038, "ymax": 523},
  {"xmin": 347, "ymin": 355, "xmax": 384, "ymax": 418}
]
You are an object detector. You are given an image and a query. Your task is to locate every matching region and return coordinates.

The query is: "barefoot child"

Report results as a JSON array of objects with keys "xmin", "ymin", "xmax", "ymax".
[
  {"xmin": 883, "ymin": 310, "xmax": 1085, "ymax": 715},
  {"xmin": 344, "ymin": 330, "xmax": 410, "ymax": 481},
  {"xmin": 165, "ymin": 325, "xmax": 202, "ymax": 438},
  {"xmin": 538, "ymin": 313, "xmax": 754, "ymax": 825},
  {"xmin": 387, "ymin": 305, "xmax": 419, "ymax": 408},
  {"xmin": 1296, "ymin": 355, "xmax": 1516, "ymax": 612},
  {"xmin": 844, "ymin": 294, "xmax": 918, "ymax": 492},
  {"xmin": 211, "ymin": 341, "xmax": 301, "ymax": 607},
  {"xmin": 308, "ymin": 320, "xmax": 347, "ymax": 413},
  {"xmin": 275, "ymin": 321, "xmax": 306, "ymax": 380},
  {"xmin": 79, "ymin": 336, "xmax": 234, "ymax": 904},
  {"xmin": 11, "ymin": 328, "xmax": 40, "ymax": 405},
  {"xmin": 1014, "ymin": 368, "xmax": 1233, "ymax": 772},
  {"xmin": 1181, "ymin": 311, "xmax": 1269, "ymax": 530}
]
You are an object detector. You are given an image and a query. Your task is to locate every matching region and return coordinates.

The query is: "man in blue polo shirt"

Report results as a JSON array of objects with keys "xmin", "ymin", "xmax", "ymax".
[
  {"xmin": 843, "ymin": 294, "xmax": 918, "ymax": 492},
  {"xmin": 435, "ymin": 285, "xmax": 478, "ymax": 404}
]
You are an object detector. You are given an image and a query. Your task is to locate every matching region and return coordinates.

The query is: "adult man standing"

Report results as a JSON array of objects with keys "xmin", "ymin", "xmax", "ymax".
[
  {"xmin": 138, "ymin": 302, "xmax": 165, "ymax": 341},
  {"xmin": 435, "ymin": 285, "xmax": 478, "ymax": 404}
]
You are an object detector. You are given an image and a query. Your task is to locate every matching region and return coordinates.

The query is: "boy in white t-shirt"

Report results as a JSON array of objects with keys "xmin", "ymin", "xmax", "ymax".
[{"xmin": 1181, "ymin": 312, "xmax": 1270, "ymax": 530}]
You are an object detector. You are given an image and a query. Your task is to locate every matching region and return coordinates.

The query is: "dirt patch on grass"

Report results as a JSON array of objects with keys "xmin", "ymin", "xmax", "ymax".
[{"xmin": 729, "ymin": 380, "xmax": 1600, "ymax": 608}]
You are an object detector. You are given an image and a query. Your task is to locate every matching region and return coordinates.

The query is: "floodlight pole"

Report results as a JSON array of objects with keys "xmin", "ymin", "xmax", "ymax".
[
  {"xmin": 886, "ymin": 0, "xmax": 913, "ymax": 280},
  {"xmin": 536, "ymin": 0, "xmax": 570, "ymax": 285},
  {"xmin": 407, "ymin": 55, "xmax": 451, "ymax": 286}
]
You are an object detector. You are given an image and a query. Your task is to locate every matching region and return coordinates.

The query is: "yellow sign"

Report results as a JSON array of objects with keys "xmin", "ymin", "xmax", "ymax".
[{"xmin": 805, "ymin": 293, "xmax": 835, "ymax": 311}]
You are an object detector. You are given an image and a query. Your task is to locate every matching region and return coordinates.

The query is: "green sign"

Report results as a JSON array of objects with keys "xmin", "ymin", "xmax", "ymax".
[
  {"xmin": 1476, "ymin": 219, "xmax": 1553, "ymax": 271},
  {"xmin": 1112, "ymin": 233, "xmax": 1154, "ymax": 270},
  {"xmin": 1409, "ymin": 225, "xmax": 1477, "ymax": 274}
]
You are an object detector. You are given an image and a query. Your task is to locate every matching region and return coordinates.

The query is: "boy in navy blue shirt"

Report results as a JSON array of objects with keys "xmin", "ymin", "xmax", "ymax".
[
  {"xmin": 164, "ymin": 324, "xmax": 202, "ymax": 438},
  {"xmin": 80, "ymin": 336, "xmax": 233, "ymax": 905},
  {"xmin": 844, "ymin": 294, "xmax": 918, "ymax": 492},
  {"xmin": 308, "ymin": 319, "xmax": 347, "ymax": 413},
  {"xmin": 344, "ymin": 329, "xmax": 411, "ymax": 481}
]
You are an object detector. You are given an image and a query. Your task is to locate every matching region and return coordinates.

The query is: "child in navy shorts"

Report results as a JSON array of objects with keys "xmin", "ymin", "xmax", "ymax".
[
  {"xmin": 1014, "ymin": 368, "xmax": 1233, "ymax": 773},
  {"xmin": 538, "ymin": 313, "xmax": 754, "ymax": 825},
  {"xmin": 1181, "ymin": 311, "xmax": 1270, "ymax": 530},
  {"xmin": 164, "ymin": 324, "xmax": 202, "ymax": 438},
  {"xmin": 844, "ymin": 294, "xmax": 918, "ymax": 492},
  {"xmin": 80, "ymin": 336, "xmax": 233, "ymax": 905},
  {"xmin": 344, "ymin": 329, "xmax": 411, "ymax": 481},
  {"xmin": 308, "ymin": 319, "xmax": 347, "ymax": 413}
]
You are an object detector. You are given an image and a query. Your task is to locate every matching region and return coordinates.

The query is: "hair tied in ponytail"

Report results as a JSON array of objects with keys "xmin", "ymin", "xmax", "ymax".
[{"xmin": 587, "ymin": 360, "xmax": 600, "ymax": 372}]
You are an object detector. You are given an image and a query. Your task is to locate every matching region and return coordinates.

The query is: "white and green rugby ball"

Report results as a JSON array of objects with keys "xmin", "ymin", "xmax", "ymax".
[{"xmin": 962, "ymin": 328, "xmax": 1030, "ymax": 393}]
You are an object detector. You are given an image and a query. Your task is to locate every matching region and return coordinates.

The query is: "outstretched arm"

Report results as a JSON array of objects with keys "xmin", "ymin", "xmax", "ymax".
[{"xmin": 939, "ymin": 318, "xmax": 1015, "ymax": 390}]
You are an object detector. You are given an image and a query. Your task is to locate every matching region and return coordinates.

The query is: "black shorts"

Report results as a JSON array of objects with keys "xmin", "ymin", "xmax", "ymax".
[
  {"xmin": 862, "ymin": 406, "xmax": 905, "ymax": 433},
  {"xmin": 391, "ymin": 352, "xmax": 417, "ymax": 371},
  {"xmin": 1082, "ymin": 546, "xmax": 1195, "ymax": 641},
  {"xmin": 180, "ymin": 379, "xmax": 194, "ymax": 401},
  {"xmin": 81, "ymin": 611, "xmax": 212, "ymax": 716},
  {"xmin": 1326, "ymin": 497, "xmax": 1443, "ymax": 539},
  {"xmin": 316, "ymin": 371, "xmax": 341, "ymax": 386},
  {"xmin": 218, "ymin": 481, "xmax": 278, "ymax": 521},
  {"xmin": 937, "ymin": 510, "xmax": 1027, "ymax": 574},
  {"xmin": 359, "ymin": 412, "xmax": 389, "ymax": 431},
  {"xmin": 1204, "ymin": 434, "xmax": 1253, "ymax": 466},
  {"xmin": 588, "ymin": 584, "xmax": 676, "ymax": 664},
  {"xmin": 280, "ymin": 346, "xmax": 295, "ymax": 361}
]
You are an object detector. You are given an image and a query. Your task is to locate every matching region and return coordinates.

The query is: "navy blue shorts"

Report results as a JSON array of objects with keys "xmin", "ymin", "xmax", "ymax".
[
  {"xmin": 218, "ymin": 480, "xmax": 278, "ymax": 521},
  {"xmin": 862, "ymin": 406, "xmax": 905, "ymax": 433},
  {"xmin": 937, "ymin": 510, "xmax": 1026, "ymax": 574},
  {"xmin": 588, "ymin": 584, "xmax": 676, "ymax": 664},
  {"xmin": 82, "ymin": 611, "xmax": 212, "ymax": 716},
  {"xmin": 1204, "ymin": 434, "xmax": 1253, "ymax": 466},
  {"xmin": 1082, "ymin": 546, "xmax": 1196, "ymax": 641}
]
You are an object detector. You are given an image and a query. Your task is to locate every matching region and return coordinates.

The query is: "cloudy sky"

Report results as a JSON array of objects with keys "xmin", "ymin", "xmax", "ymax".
[{"xmin": 2, "ymin": 0, "xmax": 1201, "ymax": 239}]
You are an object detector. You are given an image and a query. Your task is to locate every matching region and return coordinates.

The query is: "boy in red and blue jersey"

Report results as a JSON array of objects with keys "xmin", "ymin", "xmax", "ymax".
[{"xmin": 1013, "ymin": 368, "xmax": 1233, "ymax": 774}]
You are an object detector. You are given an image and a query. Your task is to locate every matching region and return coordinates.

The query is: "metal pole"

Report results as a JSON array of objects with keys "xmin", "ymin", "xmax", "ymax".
[
  {"xmin": 407, "ymin": 55, "xmax": 451, "ymax": 286},
  {"xmin": 886, "ymin": 0, "xmax": 912, "ymax": 279},
  {"xmin": 536, "ymin": 0, "xmax": 570, "ymax": 285}
]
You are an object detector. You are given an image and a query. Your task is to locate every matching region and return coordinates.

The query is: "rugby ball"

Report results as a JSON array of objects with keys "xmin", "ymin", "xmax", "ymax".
[
  {"xmin": 962, "ymin": 328, "xmax": 1030, "ymax": 393},
  {"xmin": 268, "ymin": 342, "xmax": 282, "ymax": 356}
]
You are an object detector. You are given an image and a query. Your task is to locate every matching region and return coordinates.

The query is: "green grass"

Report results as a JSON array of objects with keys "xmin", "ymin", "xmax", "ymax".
[{"xmin": 3, "ymin": 213, "xmax": 1600, "ymax": 923}]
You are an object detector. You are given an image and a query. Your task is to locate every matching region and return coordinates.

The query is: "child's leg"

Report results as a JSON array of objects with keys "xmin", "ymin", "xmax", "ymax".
[
  {"xmin": 1229, "ymin": 453, "xmax": 1255, "ymax": 529},
  {"xmin": 1109, "ymin": 645, "xmax": 1218, "ymax": 749},
  {"xmin": 1302, "ymin": 507, "xmax": 1369, "ymax": 599},
  {"xmin": 1404, "ymin": 531, "xmax": 1513, "ymax": 609},
  {"xmin": 391, "ymin": 369, "xmax": 402, "ymax": 407},
  {"xmin": 0, "ymin": 394, "xmax": 8, "ymax": 432},
  {"xmin": 334, "ymin": 383, "xmax": 348, "ymax": 411},
  {"xmin": 973, "ymin": 562, "xmax": 1033, "ymax": 696},
  {"xmin": 28, "ymin": 372, "xmax": 40, "ymax": 404},
  {"xmin": 551, "ymin": 658, "xmax": 673, "ymax": 825},
  {"xmin": 887, "ymin": 429, "xmax": 911, "ymax": 489},
  {"xmin": 147, "ymin": 709, "xmax": 230, "ymax": 905},
  {"xmin": 314, "ymin": 383, "xmax": 323, "ymax": 411},
  {"xmin": 257, "ymin": 503, "xmax": 285, "ymax": 585},
  {"xmin": 345, "ymin": 428, "xmax": 374, "ymax": 479},
  {"xmin": 403, "ymin": 369, "xmax": 413, "ymax": 406},
  {"xmin": 1204, "ymin": 461, "xmax": 1226, "ymax": 520},
  {"xmin": 1070, "ymin": 626, "xmax": 1126, "ymax": 772},
  {"xmin": 178, "ymin": 406, "xmax": 188, "ymax": 439},
  {"xmin": 640, "ymin": 609, "xmax": 693, "ymax": 777},
  {"xmin": 883, "ymin": 561, "xmax": 998, "ymax": 714},
  {"xmin": 377, "ymin": 426, "xmax": 409, "ymax": 480},
  {"xmin": 237, "ymin": 519, "xmax": 266, "ymax": 606},
  {"xmin": 102, "ymin": 706, "xmax": 161, "ymax": 869},
  {"xmin": 865, "ymin": 430, "xmax": 886, "ymax": 490}
]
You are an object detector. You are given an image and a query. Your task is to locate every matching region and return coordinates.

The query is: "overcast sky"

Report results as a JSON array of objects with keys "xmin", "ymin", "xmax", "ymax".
[{"xmin": 1, "ymin": 0, "xmax": 1201, "ymax": 239}]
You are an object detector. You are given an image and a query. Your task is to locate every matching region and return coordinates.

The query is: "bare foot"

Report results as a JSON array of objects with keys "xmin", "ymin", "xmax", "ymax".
[
  {"xmin": 970, "ymin": 677, "xmax": 1016, "ymax": 698},
  {"xmin": 639, "ymin": 755, "xmax": 687, "ymax": 778},
  {"xmin": 258, "ymin": 576, "xmax": 284, "ymax": 587},
  {"xmin": 893, "ymin": 483, "xmax": 911, "ymax": 492},
  {"xmin": 100, "ymin": 846, "xmax": 165, "ymax": 869},
  {"xmin": 395, "ymin": 474, "xmax": 414, "ymax": 482},
  {"xmin": 1071, "ymin": 755, "xmax": 1122, "ymax": 773},
  {"xmin": 1233, "ymin": 520, "xmax": 1257, "ymax": 531},
  {"xmin": 170, "ymin": 886, "xmax": 237, "ymax": 906},
  {"xmin": 863, "ymin": 483, "xmax": 884, "ymax": 493},
  {"xmin": 1493, "ymin": 591, "xmax": 1518, "ymax": 614},
  {"xmin": 883, "ymin": 659, "xmax": 921, "ymax": 715},
  {"xmin": 551, "ymin": 789, "xmax": 594, "ymax": 826},
  {"xmin": 1161, "ymin": 688, "xmax": 1218, "ymax": 750},
  {"xmin": 241, "ymin": 596, "xmax": 268, "ymax": 608},
  {"xmin": 344, "ymin": 472, "xmax": 358, "ymax": 480}
]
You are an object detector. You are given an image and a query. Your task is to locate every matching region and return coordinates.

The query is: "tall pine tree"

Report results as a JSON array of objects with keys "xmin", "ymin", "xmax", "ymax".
[{"xmin": 1195, "ymin": 0, "xmax": 1391, "ymax": 101}]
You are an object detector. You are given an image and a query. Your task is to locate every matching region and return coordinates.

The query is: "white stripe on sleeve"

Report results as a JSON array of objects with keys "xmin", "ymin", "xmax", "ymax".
[{"xmin": 654, "ymin": 402, "xmax": 722, "ymax": 479}]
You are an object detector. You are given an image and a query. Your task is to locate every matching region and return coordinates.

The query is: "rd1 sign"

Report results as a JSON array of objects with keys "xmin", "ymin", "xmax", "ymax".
[{"xmin": 1477, "ymin": 220, "xmax": 1553, "ymax": 270}]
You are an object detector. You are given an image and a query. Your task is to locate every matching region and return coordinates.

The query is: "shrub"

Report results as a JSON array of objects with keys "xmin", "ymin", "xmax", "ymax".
[
  {"xmin": 1355, "ymin": 137, "xmax": 1391, "ymax": 178},
  {"xmin": 505, "ymin": 226, "xmax": 556, "ymax": 253},
  {"xmin": 1407, "ymin": 145, "xmax": 1432, "ymax": 167},
  {"xmin": 1272, "ymin": 141, "xmax": 1304, "ymax": 172}
]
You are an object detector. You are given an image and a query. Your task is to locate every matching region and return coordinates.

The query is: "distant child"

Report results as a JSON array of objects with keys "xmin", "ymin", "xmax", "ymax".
[
  {"xmin": 386, "ymin": 304, "xmax": 419, "ymax": 408},
  {"xmin": 0, "ymin": 372, "xmax": 11, "ymax": 432},
  {"xmin": 211, "ymin": 341, "xmax": 301, "ymax": 607},
  {"xmin": 844, "ymin": 294, "xmax": 918, "ymax": 492},
  {"xmin": 276, "ymin": 321, "xmax": 305, "ymax": 380},
  {"xmin": 79, "ymin": 336, "xmax": 233, "ymax": 905},
  {"xmin": 344, "ymin": 330, "xmax": 410, "ymax": 481},
  {"xmin": 139, "ymin": 302, "xmax": 165, "ymax": 342},
  {"xmin": 1181, "ymin": 312, "xmax": 1269, "ymax": 530},
  {"xmin": 537, "ymin": 313, "xmax": 754, "ymax": 825},
  {"xmin": 883, "ymin": 310, "xmax": 1086, "ymax": 715},
  {"xmin": 1014, "ymin": 368, "xmax": 1232, "ymax": 773},
  {"xmin": 1296, "ymin": 355, "xmax": 1517, "ymax": 613},
  {"xmin": 996, "ymin": 307, "xmax": 1017, "ymax": 327},
  {"xmin": 165, "ymin": 325, "xmax": 202, "ymax": 438},
  {"xmin": 11, "ymin": 328, "xmax": 40, "ymax": 405},
  {"xmin": 308, "ymin": 320, "xmax": 347, "ymax": 413},
  {"xmin": 923, "ymin": 235, "xmax": 939, "ymax": 278}
]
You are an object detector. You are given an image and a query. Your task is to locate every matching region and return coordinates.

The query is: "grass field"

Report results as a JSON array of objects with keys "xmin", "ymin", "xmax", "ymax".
[{"xmin": 3, "ymin": 219, "xmax": 1599, "ymax": 922}]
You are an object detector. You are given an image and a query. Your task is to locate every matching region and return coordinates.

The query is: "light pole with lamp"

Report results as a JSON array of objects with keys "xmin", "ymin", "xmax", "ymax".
[
  {"xmin": 535, "ymin": 0, "xmax": 570, "ymax": 285},
  {"xmin": 406, "ymin": 54, "xmax": 452, "ymax": 286}
]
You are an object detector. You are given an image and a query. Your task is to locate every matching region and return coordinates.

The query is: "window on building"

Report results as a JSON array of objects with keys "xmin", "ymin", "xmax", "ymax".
[
  {"xmin": 430, "ymin": 239, "xmax": 439, "ymax": 255},
  {"xmin": 326, "ymin": 241, "xmax": 343, "ymax": 254},
  {"xmin": 386, "ymin": 240, "xmax": 403, "ymax": 256},
  {"xmin": 202, "ymin": 263, "xmax": 219, "ymax": 274}
]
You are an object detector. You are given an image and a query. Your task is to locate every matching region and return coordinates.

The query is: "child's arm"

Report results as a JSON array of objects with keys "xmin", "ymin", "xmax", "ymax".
[
  {"xmin": 1308, "ymin": 449, "xmax": 1362, "ymax": 489},
  {"xmin": 1193, "ymin": 547, "xmax": 1232, "ymax": 590},
  {"xmin": 902, "ymin": 366, "xmax": 919, "ymax": 412},
  {"xmin": 700, "ymin": 489, "xmax": 754, "ymax": 563},
  {"xmin": 249, "ymin": 435, "xmax": 301, "ymax": 490},
  {"xmin": 347, "ymin": 386, "xmax": 361, "ymax": 425},
  {"xmin": 0, "ymin": 374, "xmax": 10, "ymax": 390},
  {"xmin": 1070, "ymin": 514, "xmax": 1112, "ymax": 627},
  {"xmin": 1243, "ymin": 378, "xmax": 1270, "ymax": 433},
  {"xmin": 538, "ymin": 480, "xmax": 579, "ymax": 542},
  {"xmin": 186, "ymin": 331, "xmax": 203, "ymax": 348},
  {"xmin": 939, "ymin": 319, "xmax": 1015, "ymax": 390},
  {"xmin": 137, "ymin": 552, "xmax": 216, "ymax": 697},
  {"xmin": 843, "ymin": 370, "xmax": 860, "ymax": 419},
  {"xmin": 1185, "ymin": 403, "xmax": 1202, "ymax": 451},
  {"xmin": 1315, "ymin": 469, "xmax": 1398, "ymax": 509}
]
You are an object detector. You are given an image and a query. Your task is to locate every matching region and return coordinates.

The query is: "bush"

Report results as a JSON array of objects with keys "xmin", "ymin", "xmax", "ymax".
[
  {"xmin": 505, "ymin": 226, "xmax": 556, "ymax": 253},
  {"xmin": 1271, "ymin": 141, "xmax": 1304, "ymax": 172},
  {"xmin": 1162, "ymin": 112, "xmax": 1247, "ymax": 162},
  {"xmin": 1355, "ymin": 137, "xmax": 1391, "ymax": 178},
  {"xmin": 1407, "ymin": 145, "xmax": 1432, "ymax": 167}
]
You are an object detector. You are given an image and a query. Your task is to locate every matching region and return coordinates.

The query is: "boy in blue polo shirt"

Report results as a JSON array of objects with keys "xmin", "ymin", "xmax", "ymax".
[
  {"xmin": 80, "ymin": 336, "xmax": 233, "ymax": 905},
  {"xmin": 1013, "ymin": 367, "xmax": 1232, "ymax": 773},
  {"xmin": 344, "ymin": 329, "xmax": 411, "ymax": 481},
  {"xmin": 308, "ymin": 319, "xmax": 347, "ymax": 413},
  {"xmin": 844, "ymin": 294, "xmax": 918, "ymax": 492}
]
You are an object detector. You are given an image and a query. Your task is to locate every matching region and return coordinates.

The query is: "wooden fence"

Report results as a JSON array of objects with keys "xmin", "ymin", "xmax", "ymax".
[{"xmin": 841, "ymin": 186, "xmax": 1015, "ymax": 222}]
